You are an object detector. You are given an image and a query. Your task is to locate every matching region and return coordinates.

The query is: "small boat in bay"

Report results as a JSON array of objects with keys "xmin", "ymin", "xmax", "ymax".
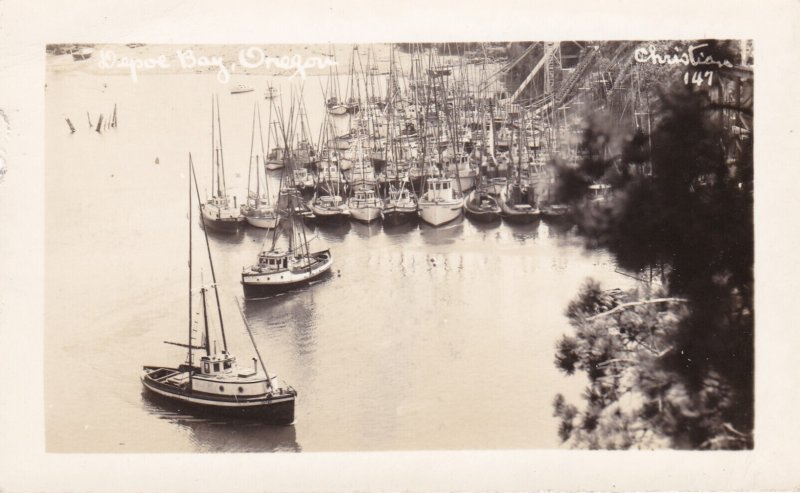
[
  {"xmin": 242, "ymin": 188, "xmax": 333, "ymax": 298},
  {"xmin": 231, "ymin": 83, "xmax": 254, "ymax": 94},
  {"xmin": 499, "ymin": 182, "xmax": 540, "ymax": 224},
  {"xmin": 141, "ymin": 155, "xmax": 296, "ymax": 424}
]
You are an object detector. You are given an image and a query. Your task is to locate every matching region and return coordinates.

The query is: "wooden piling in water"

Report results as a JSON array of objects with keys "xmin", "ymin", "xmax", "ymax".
[
  {"xmin": 65, "ymin": 117, "xmax": 76, "ymax": 133},
  {"xmin": 96, "ymin": 114, "xmax": 104, "ymax": 133},
  {"xmin": 87, "ymin": 112, "xmax": 93, "ymax": 128}
]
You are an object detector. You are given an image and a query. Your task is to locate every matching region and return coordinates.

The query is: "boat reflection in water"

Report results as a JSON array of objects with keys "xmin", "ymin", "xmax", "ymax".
[
  {"xmin": 418, "ymin": 214, "xmax": 465, "ymax": 246},
  {"xmin": 141, "ymin": 390, "xmax": 301, "ymax": 452}
]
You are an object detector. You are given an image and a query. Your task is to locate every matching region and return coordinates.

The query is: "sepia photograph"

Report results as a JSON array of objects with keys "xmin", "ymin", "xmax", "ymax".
[{"xmin": 2, "ymin": 0, "xmax": 799, "ymax": 491}]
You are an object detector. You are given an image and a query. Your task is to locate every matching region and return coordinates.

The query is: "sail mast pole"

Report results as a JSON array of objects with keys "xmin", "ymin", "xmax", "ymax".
[
  {"xmin": 190, "ymin": 160, "xmax": 229, "ymax": 352},
  {"xmin": 216, "ymin": 96, "xmax": 227, "ymax": 198},
  {"xmin": 188, "ymin": 154, "xmax": 194, "ymax": 389}
]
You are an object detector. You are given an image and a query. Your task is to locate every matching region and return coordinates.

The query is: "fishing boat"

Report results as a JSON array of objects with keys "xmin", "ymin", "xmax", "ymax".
[
  {"xmin": 499, "ymin": 182, "xmax": 540, "ymax": 224},
  {"xmin": 309, "ymin": 193, "xmax": 350, "ymax": 224},
  {"xmin": 293, "ymin": 167, "xmax": 316, "ymax": 194},
  {"xmin": 382, "ymin": 184, "xmax": 418, "ymax": 226},
  {"xmin": 348, "ymin": 186, "xmax": 383, "ymax": 223},
  {"xmin": 418, "ymin": 177, "xmax": 464, "ymax": 226},
  {"xmin": 242, "ymin": 189, "xmax": 333, "ymax": 298},
  {"xmin": 141, "ymin": 155, "xmax": 296, "ymax": 424},
  {"xmin": 265, "ymin": 147, "xmax": 287, "ymax": 170},
  {"xmin": 240, "ymin": 103, "xmax": 278, "ymax": 229},
  {"xmin": 463, "ymin": 186, "xmax": 502, "ymax": 223},
  {"xmin": 326, "ymin": 97, "xmax": 347, "ymax": 116},
  {"xmin": 231, "ymin": 83, "xmax": 254, "ymax": 94},
  {"xmin": 200, "ymin": 95, "xmax": 245, "ymax": 232}
]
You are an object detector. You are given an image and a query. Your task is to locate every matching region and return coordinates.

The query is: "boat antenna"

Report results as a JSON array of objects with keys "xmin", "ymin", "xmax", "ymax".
[
  {"xmin": 236, "ymin": 297, "xmax": 273, "ymax": 390},
  {"xmin": 190, "ymin": 158, "xmax": 229, "ymax": 352}
]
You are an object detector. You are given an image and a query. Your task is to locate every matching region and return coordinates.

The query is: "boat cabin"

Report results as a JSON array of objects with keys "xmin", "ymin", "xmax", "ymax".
[
  {"xmin": 352, "ymin": 188, "xmax": 378, "ymax": 204},
  {"xmin": 199, "ymin": 351, "xmax": 237, "ymax": 376},
  {"xmin": 257, "ymin": 250, "xmax": 291, "ymax": 271},
  {"xmin": 319, "ymin": 195, "xmax": 345, "ymax": 207},
  {"xmin": 267, "ymin": 148, "xmax": 286, "ymax": 161}
]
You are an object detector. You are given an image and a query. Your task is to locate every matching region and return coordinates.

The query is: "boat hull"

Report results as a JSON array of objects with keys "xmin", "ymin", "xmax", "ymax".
[
  {"xmin": 241, "ymin": 250, "xmax": 333, "ymax": 298},
  {"xmin": 349, "ymin": 206, "xmax": 382, "ymax": 223},
  {"xmin": 141, "ymin": 370, "xmax": 295, "ymax": 424},
  {"xmin": 382, "ymin": 207, "xmax": 418, "ymax": 227},
  {"xmin": 244, "ymin": 214, "xmax": 279, "ymax": 229},
  {"xmin": 418, "ymin": 199, "xmax": 464, "ymax": 226}
]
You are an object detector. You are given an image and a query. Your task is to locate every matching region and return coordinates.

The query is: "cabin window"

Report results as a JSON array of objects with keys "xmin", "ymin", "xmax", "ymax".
[
  {"xmin": 203, "ymin": 362, "xmax": 209, "ymax": 373},
  {"xmin": 223, "ymin": 361, "xmax": 232, "ymax": 370},
  {"xmin": 219, "ymin": 385, "xmax": 224, "ymax": 392},
  {"xmin": 213, "ymin": 362, "xmax": 220, "ymax": 372},
  {"xmin": 283, "ymin": 258, "xmax": 288, "ymax": 268},
  {"xmin": 238, "ymin": 387, "xmax": 244, "ymax": 393}
]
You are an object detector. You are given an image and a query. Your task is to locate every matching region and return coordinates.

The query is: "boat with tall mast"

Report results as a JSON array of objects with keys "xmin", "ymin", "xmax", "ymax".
[
  {"xmin": 241, "ymin": 187, "xmax": 333, "ymax": 298},
  {"xmin": 141, "ymin": 155, "xmax": 296, "ymax": 423},
  {"xmin": 241, "ymin": 102, "xmax": 278, "ymax": 229},
  {"xmin": 200, "ymin": 95, "xmax": 245, "ymax": 232}
]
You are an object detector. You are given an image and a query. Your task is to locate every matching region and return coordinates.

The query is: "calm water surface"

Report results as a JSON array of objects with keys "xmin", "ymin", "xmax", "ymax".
[{"xmin": 45, "ymin": 64, "xmax": 635, "ymax": 452}]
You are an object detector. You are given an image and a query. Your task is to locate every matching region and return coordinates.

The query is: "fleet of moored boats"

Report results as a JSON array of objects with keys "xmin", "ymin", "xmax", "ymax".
[{"xmin": 141, "ymin": 45, "xmax": 600, "ymax": 425}]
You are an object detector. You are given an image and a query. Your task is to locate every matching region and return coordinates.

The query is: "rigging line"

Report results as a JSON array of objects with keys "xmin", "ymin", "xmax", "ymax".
[
  {"xmin": 235, "ymin": 296, "xmax": 273, "ymax": 390},
  {"xmin": 190, "ymin": 157, "xmax": 228, "ymax": 352}
]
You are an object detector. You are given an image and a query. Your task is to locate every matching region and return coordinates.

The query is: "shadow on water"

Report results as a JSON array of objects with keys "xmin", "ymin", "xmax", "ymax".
[
  {"xmin": 313, "ymin": 220, "xmax": 351, "ymax": 242},
  {"xmin": 382, "ymin": 218, "xmax": 419, "ymax": 237},
  {"xmin": 242, "ymin": 224, "xmax": 273, "ymax": 244},
  {"xmin": 541, "ymin": 217, "xmax": 576, "ymax": 238},
  {"xmin": 141, "ymin": 390, "xmax": 301, "ymax": 452},
  {"xmin": 200, "ymin": 221, "xmax": 247, "ymax": 245},
  {"xmin": 466, "ymin": 215, "xmax": 503, "ymax": 231}
]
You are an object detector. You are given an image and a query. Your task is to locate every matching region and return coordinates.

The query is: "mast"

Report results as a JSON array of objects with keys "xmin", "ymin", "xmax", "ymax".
[
  {"xmin": 190, "ymin": 160, "xmax": 229, "ymax": 352},
  {"xmin": 188, "ymin": 154, "xmax": 194, "ymax": 389}
]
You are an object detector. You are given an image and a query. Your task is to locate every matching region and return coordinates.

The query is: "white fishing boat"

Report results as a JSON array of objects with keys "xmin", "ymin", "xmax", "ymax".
[
  {"xmin": 418, "ymin": 177, "xmax": 464, "ymax": 226},
  {"xmin": 347, "ymin": 186, "xmax": 383, "ymax": 223},
  {"xmin": 308, "ymin": 193, "xmax": 350, "ymax": 224},
  {"xmin": 141, "ymin": 155, "xmax": 296, "ymax": 424}
]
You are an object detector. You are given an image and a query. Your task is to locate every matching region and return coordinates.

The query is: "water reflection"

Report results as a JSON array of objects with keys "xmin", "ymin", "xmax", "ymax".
[
  {"xmin": 418, "ymin": 216, "xmax": 465, "ymax": 246},
  {"xmin": 349, "ymin": 220, "xmax": 383, "ymax": 239},
  {"xmin": 313, "ymin": 221, "xmax": 351, "ymax": 241},
  {"xmin": 141, "ymin": 390, "xmax": 300, "ymax": 452}
]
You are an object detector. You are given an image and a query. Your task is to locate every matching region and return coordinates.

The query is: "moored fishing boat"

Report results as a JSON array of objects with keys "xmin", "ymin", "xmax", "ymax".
[
  {"xmin": 499, "ymin": 182, "xmax": 540, "ymax": 224},
  {"xmin": 241, "ymin": 102, "xmax": 278, "ymax": 229},
  {"xmin": 201, "ymin": 95, "xmax": 245, "ymax": 232},
  {"xmin": 382, "ymin": 184, "xmax": 418, "ymax": 226},
  {"xmin": 308, "ymin": 193, "xmax": 350, "ymax": 224},
  {"xmin": 141, "ymin": 155, "xmax": 296, "ymax": 424},
  {"xmin": 463, "ymin": 186, "xmax": 502, "ymax": 223},
  {"xmin": 347, "ymin": 186, "xmax": 383, "ymax": 223},
  {"xmin": 418, "ymin": 177, "xmax": 464, "ymax": 226}
]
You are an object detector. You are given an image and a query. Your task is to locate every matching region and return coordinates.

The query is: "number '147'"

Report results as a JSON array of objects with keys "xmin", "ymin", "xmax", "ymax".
[{"xmin": 685, "ymin": 70, "xmax": 714, "ymax": 86}]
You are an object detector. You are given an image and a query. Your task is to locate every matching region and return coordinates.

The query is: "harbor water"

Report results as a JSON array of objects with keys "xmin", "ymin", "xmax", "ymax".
[{"xmin": 45, "ymin": 61, "xmax": 635, "ymax": 452}]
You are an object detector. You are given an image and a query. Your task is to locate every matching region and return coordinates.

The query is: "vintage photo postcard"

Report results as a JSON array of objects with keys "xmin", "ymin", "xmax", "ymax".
[{"xmin": 1, "ymin": 0, "xmax": 799, "ymax": 491}]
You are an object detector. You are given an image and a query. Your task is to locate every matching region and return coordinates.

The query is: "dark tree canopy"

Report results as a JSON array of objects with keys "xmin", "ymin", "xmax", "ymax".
[{"xmin": 552, "ymin": 41, "xmax": 753, "ymax": 449}]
